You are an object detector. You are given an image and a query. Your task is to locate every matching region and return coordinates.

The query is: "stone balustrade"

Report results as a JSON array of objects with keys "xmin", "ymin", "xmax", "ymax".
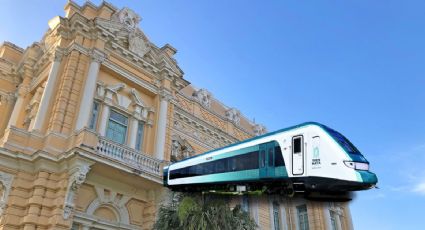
[{"xmin": 96, "ymin": 136, "xmax": 162, "ymax": 176}]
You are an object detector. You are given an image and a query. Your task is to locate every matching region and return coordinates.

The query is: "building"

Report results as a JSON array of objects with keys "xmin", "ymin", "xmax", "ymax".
[{"xmin": 0, "ymin": 1, "xmax": 353, "ymax": 229}]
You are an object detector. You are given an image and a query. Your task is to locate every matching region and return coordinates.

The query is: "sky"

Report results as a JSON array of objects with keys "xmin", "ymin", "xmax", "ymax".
[{"xmin": 1, "ymin": 0, "xmax": 424, "ymax": 229}]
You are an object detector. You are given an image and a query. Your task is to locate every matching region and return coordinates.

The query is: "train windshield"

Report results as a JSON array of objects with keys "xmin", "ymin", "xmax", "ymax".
[{"xmin": 322, "ymin": 126, "xmax": 361, "ymax": 155}]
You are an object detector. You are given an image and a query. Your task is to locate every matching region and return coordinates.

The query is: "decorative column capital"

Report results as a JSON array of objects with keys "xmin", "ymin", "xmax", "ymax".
[
  {"xmin": 90, "ymin": 49, "xmax": 106, "ymax": 63},
  {"xmin": 159, "ymin": 89, "xmax": 173, "ymax": 102},
  {"xmin": 53, "ymin": 50, "xmax": 64, "ymax": 62},
  {"xmin": 16, "ymin": 84, "xmax": 30, "ymax": 97}
]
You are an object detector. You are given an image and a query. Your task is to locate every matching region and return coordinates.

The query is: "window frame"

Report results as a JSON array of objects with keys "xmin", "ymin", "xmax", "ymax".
[
  {"xmin": 297, "ymin": 204, "xmax": 309, "ymax": 230},
  {"xmin": 106, "ymin": 109, "xmax": 129, "ymax": 145},
  {"xmin": 273, "ymin": 201, "xmax": 281, "ymax": 230},
  {"xmin": 88, "ymin": 101, "xmax": 100, "ymax": 130},
  {"xmin": 135, "ymin": 121, "xmax": 145, "ymax": 151}
]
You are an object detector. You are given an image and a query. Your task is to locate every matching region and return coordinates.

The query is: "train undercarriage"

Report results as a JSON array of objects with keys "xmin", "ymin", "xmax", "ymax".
[{"xmin": 168, "ymin": 178, "xmax": 360, "ymax": 201}]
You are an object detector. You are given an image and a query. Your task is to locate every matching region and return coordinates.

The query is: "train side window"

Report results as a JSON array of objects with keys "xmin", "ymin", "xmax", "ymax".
[
  {"xmin": 293, "ymin": 137, "xmax": 302, "ymax": 153},
  {"xmin": 260, "ymin": 150, "xmax": 266, "ymax": 167},
  {"xmin": 215, "ymin": 158, "xmax": 227, "ymax": 173},
  {"xmin": 274, "ymin": 146, "xmax": 285, "ymax": 166},
  {"xmin": 268, "ymin": 148, "xmax": 274, "ymax": 167},
  {"xmin": 251, "ymin": 151, "xmax": 259, "ymax": 168},
  {"xmin": 229, "ymin": 158, "xmax": 237, "ymax": 171},
  {"xmin": 202, "ymin": 163, "xmax": 210, "ymax": 174}
]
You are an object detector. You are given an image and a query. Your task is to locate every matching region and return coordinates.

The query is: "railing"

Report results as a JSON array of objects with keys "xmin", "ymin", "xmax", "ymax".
[{"xmin": 96, "ymin": 137, "xmax": 162, "ymax": 176}]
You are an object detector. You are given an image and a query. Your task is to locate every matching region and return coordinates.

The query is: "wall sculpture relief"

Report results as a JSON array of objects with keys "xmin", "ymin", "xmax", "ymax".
[
  {"xmin": 253, "ymin": 123, "xmax": 267, "ymax": 136},
  {"xmin": 0, "ymin": 171, "xmax": 14, "ymax": 216},
  {"xmin": 225, "ymin": 108, "xmax": 241, "ymax": 125},
  {"xmin": 112, "ymin": 7, "xmax": 141, "ymax": 30},
  {"xmin": 171, "ymin": 135, "xmax": 195, "ymax": 162},
  {"xmin": 192, "ymin": 88, "xmax": 212, "ymax": 108},
  {"xmin": 128, "ymin": 32, "xmax": 149, "ymax": 57},
  {"xmin": 63, "ymin": 164, "xmax": 91, "ymax": 219}
]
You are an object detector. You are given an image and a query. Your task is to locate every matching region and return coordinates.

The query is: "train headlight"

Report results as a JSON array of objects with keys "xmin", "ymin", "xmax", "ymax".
[{"xmin": 344, "ymin": 161, "xmax": 369, "ymax": 171}]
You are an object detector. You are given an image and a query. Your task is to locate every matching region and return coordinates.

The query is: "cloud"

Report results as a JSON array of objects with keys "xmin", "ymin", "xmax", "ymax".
[{"xmin": 413, "ymin": 181, "xmax": 425, "ymax": 195}]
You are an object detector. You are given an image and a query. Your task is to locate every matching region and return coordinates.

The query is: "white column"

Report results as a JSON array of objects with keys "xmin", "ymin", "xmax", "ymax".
[
  {"xmin": 75, "ymin": 50, "xmax": 105, "ymax": 131},
  {"xmin": 30, "ymin": 52, "xmax": 62, "ymax": 131},
  {"xmin": 129, "ymin": 117, "xmax": 139, "ymax": 149},
  {"xmin": 7, "ymin": 86, "xmax": 27, "ymax": 128},
  {"xmin": 154, "ymin": 95, "xmax": 169, "ymax": 160},
  {"xmin": 98, "ymin": 104, "xmax": 110, "ymax": 136}
]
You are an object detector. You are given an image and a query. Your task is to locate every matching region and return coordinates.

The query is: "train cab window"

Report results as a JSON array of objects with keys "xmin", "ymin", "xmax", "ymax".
[
  {"xmin": 274, "ymin": 146, "xmax": 285, "ymax": 166},
  {"xmin": 293, "ymin": 137, "xmax": 302, "ymax": 153}
]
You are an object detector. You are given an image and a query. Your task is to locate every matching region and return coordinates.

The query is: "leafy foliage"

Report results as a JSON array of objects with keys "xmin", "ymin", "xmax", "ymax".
[{"xmin": 154, "ymin": 193, "xmax": 257, "ymax": 230}]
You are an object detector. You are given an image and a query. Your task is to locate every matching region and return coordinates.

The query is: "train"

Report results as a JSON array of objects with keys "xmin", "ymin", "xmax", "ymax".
[{"xmin": 163, "ymin": 122, "xmax": 378, "ymax": 197}]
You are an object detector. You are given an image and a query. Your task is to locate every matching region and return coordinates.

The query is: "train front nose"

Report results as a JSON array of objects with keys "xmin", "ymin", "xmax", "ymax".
[{"xmin": 357, "ymin": 170, "xmax": 378, "ymax": 186}]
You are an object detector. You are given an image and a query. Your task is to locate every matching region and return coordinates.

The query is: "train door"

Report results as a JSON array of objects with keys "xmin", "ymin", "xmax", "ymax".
[
  {"xmin": 292, "ymin": 136, "xmax": 304, "ymax": 175},
  {"xmin": 259, "ymin": 142, "xmax": 275, "ymax": 178}
]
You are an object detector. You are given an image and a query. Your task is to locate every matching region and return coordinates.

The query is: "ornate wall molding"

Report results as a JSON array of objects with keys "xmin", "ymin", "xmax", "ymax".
[
  {"xmin": 0, "ymin": 171, "xmax": 14, "ymax": 216},
  {"xmin": 0, "ymin": 91, "xmax": 16, "ymax": 105},
  {"xmin": 95, "ymin": 82, "xmax": 154, "ymax": 123},
  {"xmin": 177, "ymin": 92, "xmax": 262, "ymax": 137},
  {"xmin": 173, "ymin": 110, "xmax": 236, "ymax": 150},
  {"xmin": 24, "ymin": 84, "xmax": 45, "ymax": 127},
  {"xmin": 85, "ymin": 185, "xmax": 131, "ymax": 224},
  {"xmin": 63, "ymin": 163, "xmax": 92, "ymax": 219}
]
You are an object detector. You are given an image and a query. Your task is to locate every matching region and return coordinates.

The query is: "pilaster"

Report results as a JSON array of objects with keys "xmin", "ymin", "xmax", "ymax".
[
  {"xmin": 30, "ymin": 50, "xmax": 63, "ymax": 132},
  {"xmin": 75, "ymin": 49, "xmax": 106, "ymax": 131},
  {"xmin": 7, "ymin": 84, "xmax": 29, "ymax": 128},
  {"xmin": 154, "ymin": 90, "xmax": 172, "ymax": 160}
]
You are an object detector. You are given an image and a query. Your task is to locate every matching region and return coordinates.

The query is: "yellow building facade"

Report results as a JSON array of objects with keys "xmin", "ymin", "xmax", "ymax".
[{"xmin": 0, "ymin": 1, "xmax": 353, "ymax": 229}]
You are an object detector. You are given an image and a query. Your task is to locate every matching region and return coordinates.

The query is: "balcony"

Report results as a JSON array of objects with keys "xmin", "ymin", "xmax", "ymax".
[{"xmin": 96, "ymin": 136, "xmax": 162, "ymax": 177}]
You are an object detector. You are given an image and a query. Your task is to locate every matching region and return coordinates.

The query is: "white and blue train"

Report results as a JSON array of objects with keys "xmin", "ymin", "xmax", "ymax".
[{"xmin": 163, "ymin": 122, "xmax": 377, "ymax": 196}]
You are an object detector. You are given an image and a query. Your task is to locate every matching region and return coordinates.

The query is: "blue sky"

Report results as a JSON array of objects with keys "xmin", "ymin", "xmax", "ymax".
[{"xmin": 1, "ymin": 1, "xmax": 424, "ymax": 229}]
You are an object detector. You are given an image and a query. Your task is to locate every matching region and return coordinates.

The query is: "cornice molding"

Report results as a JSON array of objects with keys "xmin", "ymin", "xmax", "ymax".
[
  {"xmin": 176, "ymin": 92, "xmax": 256, "ymax": 137},
  {"xmin": 173, "ymin": 108, "xmax": 238, "ymax": 144},
  {"xmin": 102, "ymin": 59, "xmax": 158, "ymax": 94}
]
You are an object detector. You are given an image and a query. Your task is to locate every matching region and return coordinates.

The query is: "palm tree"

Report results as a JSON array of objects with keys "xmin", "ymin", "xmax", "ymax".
[{"xmin": 154, "ymin": 193, "xmax": 257, "ymax": 230}]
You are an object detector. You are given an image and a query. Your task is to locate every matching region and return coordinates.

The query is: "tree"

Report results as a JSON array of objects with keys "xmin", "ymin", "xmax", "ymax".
[{"xmin": 154, "ymin": 193, "xmax": 257, "ymax": 230}]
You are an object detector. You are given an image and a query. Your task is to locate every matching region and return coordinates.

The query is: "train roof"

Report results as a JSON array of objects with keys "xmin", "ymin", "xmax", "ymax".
[{"xmin": 168, "ymin": 121, "xmax": 327, "ymax": 166}]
